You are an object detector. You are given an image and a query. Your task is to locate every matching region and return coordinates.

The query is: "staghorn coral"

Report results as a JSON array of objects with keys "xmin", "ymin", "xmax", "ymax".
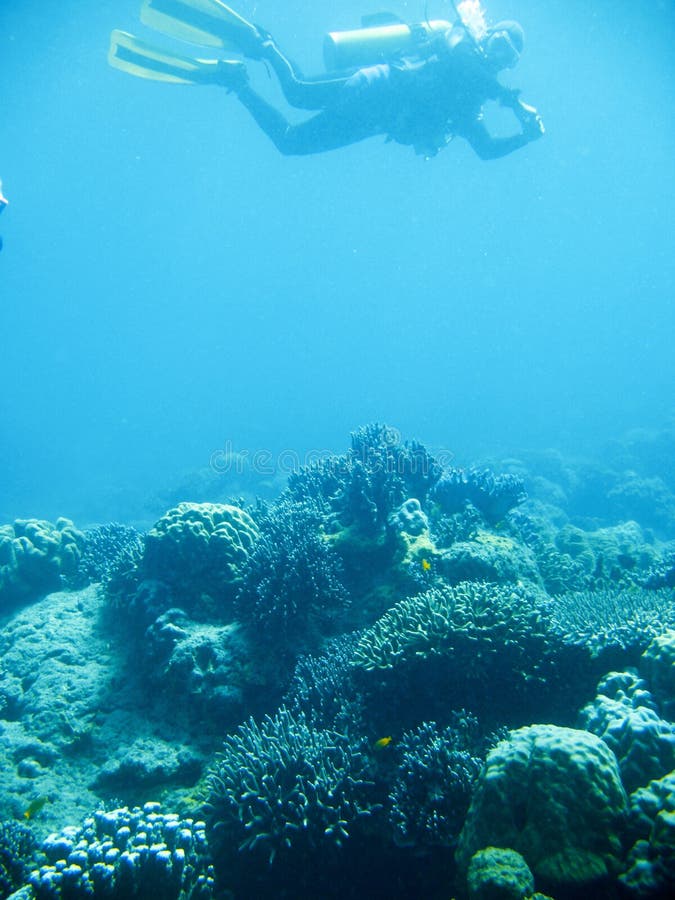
[
  {"xmin": 204, "ymin": 707, "xmax": 378, "ymax": 867},
  {"xmin": 235, "ymin": 497, "xmax": 349, "ymax": 649},
  {"xmin": 0, "ymin": 518, "xmax": 84, "ymax": 610},
  {"xmin": 284, "ymin": 634, "xmax": 365, "ymax": 733},
  {"xmin": 388, "ymin": 715, "xmax": 484, "ymax": 849},
  {"xmin": 76, "ymin": 523, "xmax": 144, "ymax": 588},
  {"xmin": 141, "ymin": 502, "xmax": 258, "ymax": 612},
  {"xmin": 551, "ymin": 587, "xmax": 675, "ymax": 660},
  {"xmin": 27, "ymin": 803, "xmax": 214, "ymax": 899}
]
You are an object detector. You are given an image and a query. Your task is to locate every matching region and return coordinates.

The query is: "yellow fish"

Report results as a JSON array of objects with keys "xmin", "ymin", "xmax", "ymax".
[
  {"xmin": 23, "ymin": 796, "xmax": 48, "ymax": 820},
  {"xmin": 421, "ymin": 558, "xmax": 431, "ymax": 571},
  {"xmin": 374, "ymin": 736, "xmax": 393, "ymax": 749}
]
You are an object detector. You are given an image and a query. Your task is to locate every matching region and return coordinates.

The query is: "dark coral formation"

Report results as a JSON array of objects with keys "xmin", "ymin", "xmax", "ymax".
[
  {"xmin": 287, "ymin": 423, "xmax": 443, "ymax": 535},
  {"xmin": 76, "ymin": 523, "xmax": 144, "ymax": 588},
  {"xmin": 388, "ymin": 715, "xmax": 484, "ymax": 849},
  {"xmin": 432, "ymin": 466, "xmax": 527, "ymax": 524},
  {"xmin": 235, "ymin": 497, "xmax": 349, "ymax": 650}
]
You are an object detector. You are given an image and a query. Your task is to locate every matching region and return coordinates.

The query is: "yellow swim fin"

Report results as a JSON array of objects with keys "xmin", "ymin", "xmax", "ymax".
[
  {"xmin": 140, "ymin": 0, "xmax": 253, "ymax": 50},
  {"xmin": 108, "ymin": 30, "xmax": 222, "ymax": 84}
]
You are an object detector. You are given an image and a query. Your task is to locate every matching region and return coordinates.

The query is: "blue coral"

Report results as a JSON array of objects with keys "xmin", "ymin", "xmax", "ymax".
[
  {"xmin": 27, "ymin": 803, "xmax": 214, "ymax": 900},
  {"xmin": 205, "ymin": 708, "xmax": 378, "ymax": 867},
  {"xmin": 287, "ymin": 424, "xmax": 443, "ymax": 535},
  {"xmin": 284, "ymin": 634, "xmax": 365, "ymax": 732},
  {"xmin": 0, "ymin": 821, "xmax": 35, "ymax": 899},
  {"xmin": 235, "ymin": 498, "xmax": 349, "ymax": 648},
  {"xmin": 388, "ymin": 716, "xmax": 484, "ymax": 849},
  {"xmin": 76, "ymin": 523, "xmax": 144, "ymax": 588},
  {"xmin": 432, "ymin": 467, "xmax": 526, "ymax": 524}
]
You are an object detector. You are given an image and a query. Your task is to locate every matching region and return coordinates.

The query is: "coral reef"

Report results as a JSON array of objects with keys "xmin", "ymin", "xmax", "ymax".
[
  {"xmin": 2, "ymin": 424, "xmax": 675, "ymax": 900},
  {"xmin": 0, "ymin": 822, "xmax": 35, "ymax": 900},
  {"xmin": 432, "ymin": 467, "xmax": 527, "ymax": 524},
  {"xmin": 235, "ymin": 498, "xmax": 349, "ymax": 650},
  {"xmin": 27, "ymin": 803, "xmax": 214, "ymax": 899},
  {"xmin": 456, "ymin": 724, "xmax": 628, "ymax": 892},
  {"xmin": 141, "ymin": 502, "xmax": 258, "ymax": 613},
  {"xmin": 465, "ymin": 847, "xmax": 534, "ymax": 900},
  {"xmin": 204, "ymin": 708, "xmax": 378, "ymax": 868},
  {"xmin": 388, "ymin": 716, "xmax": 484, "ymax": 849},
  {"xmin": 552, "ymin": 587, "xmax": 675, "ymax": 661},
  {"xmin": 76, "ymin": 523, "xmax": 143, "ymax": 589},
  {"xmin": 0, "ymin": 519, "xmax": 84, "ymax": 610}
]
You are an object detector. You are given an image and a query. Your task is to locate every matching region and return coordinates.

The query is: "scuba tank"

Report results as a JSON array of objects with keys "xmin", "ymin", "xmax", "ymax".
[{"xmin": 323, "ymin": 18, "xmax": 453, "ymax": 72}]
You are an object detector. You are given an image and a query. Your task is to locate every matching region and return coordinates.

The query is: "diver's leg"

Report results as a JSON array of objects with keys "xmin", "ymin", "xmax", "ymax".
[
  {"xmin": 218, "ymin": 11, "xmax": 348, "ymax": 109},
  {"xmin": 257, "ymin": 37, "xmax": 349, "ymax": 109},
  {"xmin": 235, "ymin": 84, "xmax": 374, "ymax": 155}
]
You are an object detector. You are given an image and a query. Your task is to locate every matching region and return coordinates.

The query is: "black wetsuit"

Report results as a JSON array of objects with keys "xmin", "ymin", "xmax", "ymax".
[{"xmin": 236, "ymin": 25, "xmax": 537, "ymax": 158}]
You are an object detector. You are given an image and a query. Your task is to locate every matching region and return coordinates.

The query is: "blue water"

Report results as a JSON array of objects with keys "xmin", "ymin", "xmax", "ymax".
[{"xmin": 1, "ymin": 0, "xmax": 674, "ymax": 525}]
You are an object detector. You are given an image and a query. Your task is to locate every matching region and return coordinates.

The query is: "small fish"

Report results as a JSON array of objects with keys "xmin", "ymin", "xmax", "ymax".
[
  {"xmin": 421, "ymin": 558, "xmax": 431, "ymax": 571},
  {"xmin": 374, "ymin": 735, "xmax": 393, "ymax": 749},
  {"xmin": 23, "ymin": 796, "xmax": 48, "ymax": 820}
]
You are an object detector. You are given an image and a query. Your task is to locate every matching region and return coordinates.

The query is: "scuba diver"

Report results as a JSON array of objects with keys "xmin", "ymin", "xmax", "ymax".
[
  {"xmin": 110, "ymin": 0, "xmax": 544, "ymax": 160},
  {"xmin": 0, "ymin": 180, "xmax": 8, "ymax": 252}
]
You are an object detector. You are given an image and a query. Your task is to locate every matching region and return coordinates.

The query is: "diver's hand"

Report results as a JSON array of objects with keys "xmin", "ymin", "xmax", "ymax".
[{"xmin": 516, "ymin": 101, "xmax": 545, "ymax": 140}]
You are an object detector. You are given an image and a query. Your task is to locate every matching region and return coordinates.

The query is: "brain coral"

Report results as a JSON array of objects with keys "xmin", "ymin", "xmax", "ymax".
[
  {"xmin": 0, "ymin": 517, "xmax": 84, "ymax": 609},
  {"xmin": 141, "ymin": 503, "xmax": 258, "ymax": 610},
  {"xmin": 456, "ymin": 724, "xmax": 628, "ymax": 891}
]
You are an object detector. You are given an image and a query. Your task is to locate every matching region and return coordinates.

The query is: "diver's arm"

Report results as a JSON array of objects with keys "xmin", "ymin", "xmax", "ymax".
[{"xmin": 464, "ymin": 101, "xmax": 544, "ymax": 160}]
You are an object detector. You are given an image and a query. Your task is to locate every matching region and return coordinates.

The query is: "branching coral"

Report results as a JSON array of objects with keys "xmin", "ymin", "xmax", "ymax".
[
  {"xmin": 235, "ymin": 498, "xmax": 349, "ymax": 648},
  {"xmin": 287, "ymin": 424, "xmax": 442, "ymax": 536},
  {"xmin": 388, "ymin": 715, "xmax": 484, "ymax": 848},
  {"xmin": 284, "ymin": 634, "xmax": 365, "ymax": 733},
  {"xmin": 0, "ymin": 820, "xmax": 35, "ymax": 899},
  {"xmin": 76, "ymin": 523, "xmax": 144, "ymax": 588},
  {"xmin": 205, "ymin": 707, "xmax": 378, "ymax": 866}
]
